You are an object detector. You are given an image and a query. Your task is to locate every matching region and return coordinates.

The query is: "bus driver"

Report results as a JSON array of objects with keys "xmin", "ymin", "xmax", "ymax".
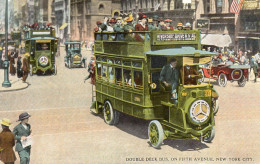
[{"xmin": 159, "ymin": 58, "xmax": 179, "ymax": 101}]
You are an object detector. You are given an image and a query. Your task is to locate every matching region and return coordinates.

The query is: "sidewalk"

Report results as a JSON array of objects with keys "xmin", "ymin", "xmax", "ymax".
[{"xmin": 0, "ymin": 68, "xmax": 29, "ymax": 92}]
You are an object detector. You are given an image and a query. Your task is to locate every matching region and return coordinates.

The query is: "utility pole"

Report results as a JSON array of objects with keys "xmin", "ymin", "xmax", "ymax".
[{"xmin": 2, "ymin": 0, "xmax": 11, "ymax": 87}]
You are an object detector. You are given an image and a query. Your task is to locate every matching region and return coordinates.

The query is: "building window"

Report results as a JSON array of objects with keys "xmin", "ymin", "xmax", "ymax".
[
  {"xmin": 216, "ymin": 0, "xmax": 223, "ymax": 13},
  {"xmin": 244, "ymin": 22, "xmax": 257, "ymax": 31},
  {"xmin": 99, "ymin": 4, "xmax": 104, "ymax": 13}
]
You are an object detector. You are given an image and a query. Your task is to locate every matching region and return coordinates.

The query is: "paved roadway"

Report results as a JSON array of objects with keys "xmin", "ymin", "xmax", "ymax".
[{"xmin": 0, "ymin": 48, "xmax": 259, "ymax": 164}]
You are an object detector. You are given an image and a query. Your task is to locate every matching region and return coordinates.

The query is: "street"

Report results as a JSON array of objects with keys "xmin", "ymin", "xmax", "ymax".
[{"xmin": 0, "ymin": 48, "xmax": 260, "ymax": 164}]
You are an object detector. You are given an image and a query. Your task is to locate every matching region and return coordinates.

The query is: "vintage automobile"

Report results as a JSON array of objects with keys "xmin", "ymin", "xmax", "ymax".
[
  {"xmin": 200, "ymin": 63, "xmax": 250, "ymax": 87},
  {"xmin": 24, "ymin": 27, "xmax": 58, "ymax": 75},
  {"xmin": 91, "ymin": 30, "xmax": 219, "ymax": 148},
  {"xmin": 64, "ymin": 41, "xmax": 86, "ymax": 68}
]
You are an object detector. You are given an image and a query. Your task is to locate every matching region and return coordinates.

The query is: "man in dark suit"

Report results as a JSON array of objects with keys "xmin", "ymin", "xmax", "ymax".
[
  {"xmin": 159, "ymin": 58, "xmax": 179, "ymax": 100},
  {"xmin": 13, "ymin": 112, "xmax": 32, "ymax": 164},
  {"xmin": 0, "ymin": 118, "xmax": 16, "ymax": 164}
]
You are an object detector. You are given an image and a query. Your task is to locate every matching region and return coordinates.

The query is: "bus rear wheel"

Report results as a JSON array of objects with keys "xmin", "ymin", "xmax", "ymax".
[
  {"xmin": 103, "ymin": 101, "xmax": 119, "ymax": 125},
  {"xmin": 148, "ymin": 120, "xmax": 164, "ymax": 149}
]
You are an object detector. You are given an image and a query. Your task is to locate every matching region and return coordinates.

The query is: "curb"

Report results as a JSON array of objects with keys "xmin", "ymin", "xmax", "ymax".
[{"xmin": 0, "ymin": 81, "xmax": 29, "ymax": 92}]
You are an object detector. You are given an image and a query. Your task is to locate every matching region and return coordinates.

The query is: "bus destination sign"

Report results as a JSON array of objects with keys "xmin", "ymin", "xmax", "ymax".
[{"xmin": 157, "ymin": 33, "xmax": 196, "ymax": 41}]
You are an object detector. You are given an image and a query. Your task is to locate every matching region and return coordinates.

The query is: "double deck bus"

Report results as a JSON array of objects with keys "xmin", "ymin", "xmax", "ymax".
[
  {"xmin": 91, "ymin": 30, "xmax": 218, "ymax": 148},
  {"xmin": 24, "ymin": 27, "xmax": 58, "ymax": 75}
]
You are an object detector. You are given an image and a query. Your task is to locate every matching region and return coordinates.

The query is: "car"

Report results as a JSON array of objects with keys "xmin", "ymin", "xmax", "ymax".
[
  {"xmin": 64, "ymin": 41, "xmax": 86, "ymax": 68},
  {"xmin": 200, "ymin": 63, "xmax": 250, "ymax": 87}
]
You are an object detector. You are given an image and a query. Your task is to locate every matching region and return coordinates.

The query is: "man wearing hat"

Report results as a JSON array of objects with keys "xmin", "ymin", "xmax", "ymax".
[
  {"xmin": 113, "ymin": 18, "xmax": 124, "ymax": 41},
  {"xmin": 13, "ymin": 112, "xmax": 32, "ymax": 164},
  {"xmin": 177, "ymin": 22, "xmax": 183, "ymax": 30},
  {"xmin": 164, "ymin": 19, "xmax": 174, "ymax": 30},
  {"xmin": 135, "ymin": 13, "xmax": 148, "ymax": 41},
  {"xmin": 148, "ymin": 18, "xmax": 157, "ymax": 31},
  {"xmin": 0, "ymin": 118, "xmax": 16, "ymax": 164},
  {"xmin": 158, "ymin": 18, "xmax": 167, "ymax": 30},
  {"xmin": 123, "ymin": 15, "xmax": 134, "ymax": 32},
  {"xmin": 22, "ymin": 53, "xmax": 30, "ymax": 83},
  {"xmin": 153, "ymin": 15, "xmax": 159, "ymax": 28}
]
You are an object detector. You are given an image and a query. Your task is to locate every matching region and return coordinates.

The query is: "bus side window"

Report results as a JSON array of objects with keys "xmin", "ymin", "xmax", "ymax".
[
  {"xmin": 134, "ymin": 71, "xmax": 143, "ymax": 89},
  {"xmin": 102, "ymin": 65, "xmax": 107, "ymax": 81},
  {"xmin": 97, "ymin": 63, "xmax": 102, "ymax": 79},
  {"xmin": 108, "ymin": 67, "xmax": 114, "ymax": 83},
  {"xmin": 115, "ymin": 68, "xmax": 122, "ymax": 85},
  {"xmin": 123, "ymin": 69, "xmax": 131, "ymax": 87}
]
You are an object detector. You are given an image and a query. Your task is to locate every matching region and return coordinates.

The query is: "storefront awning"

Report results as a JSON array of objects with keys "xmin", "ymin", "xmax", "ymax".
[
  {"xmin": 201, "ymin": 34, "xmax": 234, "ymax": 47},
  {"xmin": 59, "ymin": 23, "xmax": 68, "ymax": 30}
]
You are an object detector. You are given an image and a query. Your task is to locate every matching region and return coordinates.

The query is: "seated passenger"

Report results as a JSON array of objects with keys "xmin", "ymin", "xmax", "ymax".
[
  {"xmin": 177, "ymin": 23, "xmax": 183, "ymax": 30},
  {"xmin": 124, "ymin": 71, "xmax": 131, "ymax": 86},
  {"xmin": 159, "ymin": 58, "xmax": 179, "ymax": 101},
  {"xmin": 148, "ymin": 18, "xmax": 157, "ymax": 31},
  {"xmin": 134, "ymin": 72, "xmax": 142, "ymax": 86},
  {"xmin": 123, "ymin": 16, "xmax": 134, "ymax": 32},
  {"xmin": 158, "ymin": 18, "xmax": 167, "ymax": 31},
  {"xmin": 181, "ymin": 65, "xmax": 199, "ymax": 85},
  {"xmin": 164, "ymin": 19, "xmax": 174, "ymax": 30},
  {"xmin": 107, "ymin": 18, "xmax": 116, "ymax": 32},
  {"xmin": 135, "ymin": 13, "xmax": 148, "ymax": 41},
  {"xmin": 113, "ymin": 18, "xmax": 124, "ymax": 41}
]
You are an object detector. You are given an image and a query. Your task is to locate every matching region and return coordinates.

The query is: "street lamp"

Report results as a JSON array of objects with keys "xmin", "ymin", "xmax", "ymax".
[{"xmin": 2, "ymin": 0, "xmax": 11, "ymax": 87}]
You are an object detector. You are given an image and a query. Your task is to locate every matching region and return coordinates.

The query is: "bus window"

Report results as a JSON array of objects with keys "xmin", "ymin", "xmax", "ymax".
[
  {"xmin": 102, "ymin": 65, "xmax": 107, "ymax": 81},
  {"xmin": 115, "ymin": 59, "xmax": 121, "ymax": 65},
  {"xmin": 132, "ymin": 61, "xmax": 142, "ymax": 68},
  {"xmin": 115, "ymin": 68, "xmax": 122, "ymax": 85},
  {"xmin": 102, "ymin": 58, "xmax": 107, "ymax": 62},
  {"xmin": 108, "ymin": 59, "xmax": 113, "ymax": 64},
  {"xmin": 151, "ymin": 72, "xmax": 160, "ymax": 92},
  {"xmin": 97, "ymin": 57, "xmax": 101, "ymax": 61},
  {"xmin": 151, "ymin": 56, "xmax": 167, "ymax": 68},
  {"xmin": 108, "ymin": 67, "xmax": 114, "ymax": 83},
  {"xmin": 97, "ymin": 63, "xmax": 102, "ymax": 79},
  {"xmin": 36, "ymin": 43, "xmax": 50, "ymax": 51},
  {"xmin": 123, "ymin": 69, "xmax": 132, "ymax": 87},
  {"xmin": 123, "ymin": 60, "xmax": 131, "ymax": 66},
  {"xmin": 134, "ymin": 71, "xmax": 143, "ymax": 89}
]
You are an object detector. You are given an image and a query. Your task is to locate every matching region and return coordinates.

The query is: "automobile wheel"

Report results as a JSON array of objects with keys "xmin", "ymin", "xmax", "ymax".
[
  {"xmin": 148, "ymin": 120, "xmax": 164, "ymax": 149},
  {"xmin": 231, "ymin": 69, "xmax": 243, "ymax": 81},
  {"xmin": 52, "ymin": 64, "xmax": 57, "ymax": 75},
  {"xmin": 68, "ymin": 59, "xmax": 71, "ymax": 69},
  {"xmin": 218, "ymin": 73, "xmax": 227, "ymax": 87},
  {"xmin": 238, "ymin": 75, "xmax": 246, "ymax": 87},
  {"xmin": 198, "ymin": 69, "xmax": 204, "ymax": 83},
  {"xmin": 212, "ymin": 98, "xmax": 219, "ymax": 115},
  {"xmin": 203, "ymin": 126, "xmax": 215, "ymax": 143},
  {"xmin": 29, "ymin": 64, "xmax": 33, "ymax": 76},
  {"xmin": 103, "ymin": 101, "xmax": 119, "ymax": 125}
]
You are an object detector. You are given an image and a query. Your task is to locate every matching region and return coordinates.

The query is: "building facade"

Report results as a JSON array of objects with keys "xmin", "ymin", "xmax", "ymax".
[{"xmin": 70, "ymin": 0, "xmax": 121, "ymax": 41}]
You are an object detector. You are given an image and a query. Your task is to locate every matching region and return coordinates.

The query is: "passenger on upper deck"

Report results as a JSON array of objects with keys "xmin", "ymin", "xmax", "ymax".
[
  {"xmin": 158, "ymin": 18, "xmax": 167, "ymax": 31},
  {"xmin": 135, "ymin": 13, "xmax": 148, "ymax": 41},
  {"xmin": 107, "ymin": 18, "xmax": 116, "ymax": 32},
  {"xmin": 94, "ymin": 21, "xmax": 102, "ymax": 32},
  {"xmin": 177, "ymin": 23, "xmax": 183, "ymax": 30},
  {"xmin": 100, "ymin": 17, "xmax": 109, "ymax": 31},
  {"xmin": 153, "ymin": 15, "xmax": 159, "ymax": 29},
  {"xmin": 114, "ymin": 18, "xmax": 124, "ymax": 41},
  {"xmin": 148, "ymin": 18, "xmax": 157, "ymax": 31},
  {"xmin": 123, "ymin": 15, "xmax": 134, "ymax": 32},
  {"xmin": 165, "ymin": 19, "xmax": 174, "ymax": 30}
]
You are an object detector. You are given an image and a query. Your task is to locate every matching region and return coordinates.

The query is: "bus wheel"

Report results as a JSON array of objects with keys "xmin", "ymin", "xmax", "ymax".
[
  {"xmin": 52, "ymin": 64, "xmax": 57, "ymax": 75},
  {"xmin": 238, "ymin": 75, "xmax": 246, "ymax": 87},
  {"xmin": 148, "ymin": 120, "xmax": 164, "ymax": 149},
  {"xmin": 29, "ymin": 64, "xmax": 33, "ymax": 76},
  {"xmin": 103, "ymin": 101, "xmax": 119, "ymax": 125},
  {"xmin": 212, "ymin": 98, "xmax": 219, "ymax": 115},
  {"xmin": 218, "ymin": 73, "xmax": 227, "ymax": 87},
  {"xmin": 203, "ymin": 126, "xmax": 215, "ymax": 143}
]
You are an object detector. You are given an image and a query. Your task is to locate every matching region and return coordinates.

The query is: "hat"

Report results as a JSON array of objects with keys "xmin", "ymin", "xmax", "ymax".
[
  {"xmin": 96, "ymin": 21, "xmax": 102, "ymax": 25},
  {"xmin": 18, "ymin": 112, "xmax": 31, "ymax": 121},
  {"xmin": 125, "ymin": 16, "xmax": 133, "ymax": 22},
  {"xmin": 164, "ymin": 19, "xmax": 172, "ymax": 22},
  {"xmin": 138, "ymin": 13, "xmax": 147, "ymax": 20},
  {"xmin": 109, "ymin": 18, "xmax": 116, "ymax": 23},
  {"xmin": 177, "ymin": 22, "xmax": 183, "ymax": 27},
  {"xmin": 148, "ymin": 18, "xmax": 153, "ymax": 23},
  {"xmin": 1, "ymin": 118, "xmax": 11, "ymax": 126}
]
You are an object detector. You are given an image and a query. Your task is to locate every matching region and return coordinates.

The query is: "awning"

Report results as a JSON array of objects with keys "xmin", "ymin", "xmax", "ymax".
[
  {"xmin": 59, "ymin": 23, "xmax": 68, "ymax": 30},
  {"xmin": 201, "ymin": 34, "xmax": 234, "ymax": 47}
]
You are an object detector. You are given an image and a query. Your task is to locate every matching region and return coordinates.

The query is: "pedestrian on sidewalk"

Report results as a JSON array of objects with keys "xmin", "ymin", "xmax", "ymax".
[
  {"xmin": 13, "ymin": 112, "xmax": 32, "ymax": 164},
  {"xmin": 22, "ymin": 53, "xmax": 30, "ymax": 83},
  {"xmin": 0, "ymin": 118, "xmax": 16, "ymax": 164},
  {"xmin": 252, "ymin": 56, "xmax": 259, "ymax": 83},
  {"xmin": 8, "ymin": 51, "xmax": 16, "ymax": 76}
]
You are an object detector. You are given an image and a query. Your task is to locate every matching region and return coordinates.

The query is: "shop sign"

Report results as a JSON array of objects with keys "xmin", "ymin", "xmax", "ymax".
[
  {"xmin": 242, "ymin": 0, "xmax": 260, "ymax": 9},
  {"xmin": 196, "ymin": 19, "xmax": 210, "ymax": 29}
]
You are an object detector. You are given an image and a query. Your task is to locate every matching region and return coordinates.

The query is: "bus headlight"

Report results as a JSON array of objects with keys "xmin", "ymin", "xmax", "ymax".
[
  {"xmin": 189, "ymin": 100, "xmax": 210, "ymax": 124},
  {"xmin": 150, "ymin": 83, "xmax": 157, "ymax": 89},
  {"xmin": 181, "ymin": 91, "xmax": 187, "ymax": 96},
  {"xmin": 38, "ymin": 56, "xmax": 48, "ymax": 66}
]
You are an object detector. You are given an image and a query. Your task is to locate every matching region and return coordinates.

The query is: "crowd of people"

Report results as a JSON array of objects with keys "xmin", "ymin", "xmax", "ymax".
[{"xmin": 93, "ymin": 13, "xmax": 192, "ymax": 34}]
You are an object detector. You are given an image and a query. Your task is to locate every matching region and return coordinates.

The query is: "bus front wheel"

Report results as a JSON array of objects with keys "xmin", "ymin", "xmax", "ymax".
[
  {"xmin": 103, "ymin": 101, "xmax": 119, "ymax": 125},
  {"xmin": 148, "ymin": 120, "xmax": 164, "ymax": 149},
  {"xmin": 203, "ymin": 126, "xmax": 215, "ymax": 143}
]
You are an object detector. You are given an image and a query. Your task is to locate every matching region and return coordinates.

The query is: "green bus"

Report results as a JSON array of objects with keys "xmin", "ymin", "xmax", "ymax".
[
  {"xmin": 92, "ymin": 30, "xmax": 218, "ymax": 148},
  {"xmin": 24, "ymin": 28, "xmax": 58, "ymax": 75}
]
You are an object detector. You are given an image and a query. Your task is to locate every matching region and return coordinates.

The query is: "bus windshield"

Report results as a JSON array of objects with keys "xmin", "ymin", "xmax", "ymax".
[{"xmin": 36, "ymin": 43, "xmax": 50, "ymax": 51}]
